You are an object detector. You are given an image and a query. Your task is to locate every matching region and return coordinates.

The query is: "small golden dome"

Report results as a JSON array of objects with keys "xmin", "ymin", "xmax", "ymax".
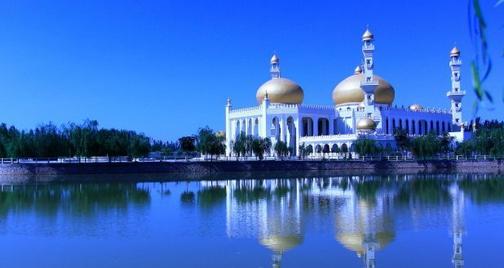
[
  {"xmin": 332, "ymin": 74, "xmax": 395, "ymax": 105},
  {"xmin": 271, "ymin": 54, "xmax": 280, "ymax": 64},
  {"xmin": 354, "ymin": 65, "xmax": 362, "ymax": 74},
  {"xmin": 450, "ymin": 47, "xmax": 460, "ymax": 57},
  {"xmin": 257, "ymin": 78, "xmax": 304, "ymax": 104},
  {"xmin": 362, "ymin": 29, "xmax": 374, "ymax": 41},
  {"xmin": 357, "ymin": 118, "xmax": 376, "ymax": 131},
  {"xmin": 409, "ymin": 104, "xmax": 423, "ymax": 111}
]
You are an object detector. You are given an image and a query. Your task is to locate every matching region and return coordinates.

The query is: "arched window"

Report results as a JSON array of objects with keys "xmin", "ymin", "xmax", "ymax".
[
  {"xmin": 392, "ymin": 119, "xmax": 396, "ymax": 133},
  {"xmin": 405, "ymin": 120, "xmax": 409, "ymax": 133},
  {"xmin": 399, "ymin": 119, "xmax": 403, "ymax": 130},
  {"xmin": 436, "ymin": 121, "xmax": 440, "ymax": 135},
  {"xmin": 442, "ymin": 122, "xmax": 446, "ymax": 133},
  {"xmin": 412, "ymin": 120, "xmax": 416, "ymax": 135},
  {"xmin": 430, "ymin": 121, "xmax": 434, "ymax": 133},
  {"xmin": 331, "ymin": 144, "xmax": 339, "ymax": 153}
]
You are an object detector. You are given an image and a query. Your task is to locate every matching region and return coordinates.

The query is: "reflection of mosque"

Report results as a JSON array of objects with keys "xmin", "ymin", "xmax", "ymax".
[{"xmin": 200, "ymin": 176, "xmax": 467, "ymax": 267}]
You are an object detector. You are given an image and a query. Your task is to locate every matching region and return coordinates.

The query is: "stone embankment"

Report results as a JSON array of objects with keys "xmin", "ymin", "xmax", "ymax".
[{"xmin": 0, "ymin": 159, "xmax": 502, "ymax": 176}]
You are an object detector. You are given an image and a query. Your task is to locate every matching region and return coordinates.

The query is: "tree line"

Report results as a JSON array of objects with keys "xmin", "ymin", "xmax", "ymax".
[{"xmin": 0, "ymin": 120, "xmax": 171, "ymax": 158}]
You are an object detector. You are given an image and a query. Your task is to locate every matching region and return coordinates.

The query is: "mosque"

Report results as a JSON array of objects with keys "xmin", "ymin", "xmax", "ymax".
[{"xmin": 224, "ymin": 28, "xmax": 469, "ymax": 157}]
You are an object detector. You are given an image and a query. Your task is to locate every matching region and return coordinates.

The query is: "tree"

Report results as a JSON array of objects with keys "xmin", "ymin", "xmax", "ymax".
[
  {"xmin": 274, "ymin": 141, "xmax": 289, "ymax": 160},
  {"xmin": 179, "ymin": 136, "xmax": 196, "ymax": 160},
  {"xmin": 252, "ymin": 138, "xmax": 267, "ymax": 160},
  {"xmin": 354, "ymin": 138, "xmax": 380, "ymax": 157},
  {"xmin": 197, "ymin": 127, "xmax": 225, "ymax": 161},
  {"xmin": 409, "ymin": 133, "xmax": 442, "ymax": 159},
  {"xmin": 394, "ymin": 128, "xmax": 410, "ymax": 154},
  {"xmin": 232, "ymin": 133, "xmax": 247, "ymax": 158}
]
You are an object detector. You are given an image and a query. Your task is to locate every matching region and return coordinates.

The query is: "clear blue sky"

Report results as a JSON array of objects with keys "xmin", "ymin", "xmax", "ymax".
[{"xmin": 0, "ymin": 0, "xmax": 502, "ymax": 141}]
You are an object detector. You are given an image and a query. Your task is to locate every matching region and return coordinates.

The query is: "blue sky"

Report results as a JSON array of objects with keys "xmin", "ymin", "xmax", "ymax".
[{"xmin": 0, "ymin": 0, "xmax": 502, "ymax": 140}]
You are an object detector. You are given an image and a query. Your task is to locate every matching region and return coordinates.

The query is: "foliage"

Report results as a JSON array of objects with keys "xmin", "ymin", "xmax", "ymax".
[
  {"xmin": 409, "ymin": 133, "xmax": 443, "ymax": 159},
  {"xmin": 0, "ymin": 120, "xmax": 160, "ymax": 158},
  {"xmin": 468, "ymin": 0, "xmax": 503, "ymax": 113},
  {"xmin": 457, "ymin": 120, "xmax": 504, "ymax": 156},
  {"xmin": 354, "ymin": 138, "xmax": 381, "ymax": 157},
  {"xmin": 393, "ymin": 128, "xmax": 410, "ymax": 153},
  {"xmin": 178, "ymin": 136, "xmax": 196, "ymax": 154},
  {"xmin": 274, "ymin": 141, "xmax": 289, "ymax": 159},
  {"xmin": 251, "ymin": 137, "xmax": 270, "ymax": 160},
  {"xmin": 196, "ymin": 127, "xmax": 225, "ymax": 160}
]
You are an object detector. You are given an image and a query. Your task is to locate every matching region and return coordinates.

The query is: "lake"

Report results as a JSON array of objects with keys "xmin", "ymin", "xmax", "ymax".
[{"xmin": 0, "ymin": 173, "xmax": 503, "ymax": 267}]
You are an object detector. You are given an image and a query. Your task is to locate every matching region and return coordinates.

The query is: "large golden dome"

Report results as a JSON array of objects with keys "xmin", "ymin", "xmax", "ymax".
[
  {"xmin": 256, "ymin": 78, "xmax": 304, "ymax": 104},
  {"xmin": 332, "ymin": 74, "xmax": 395, "ymax": 105}
]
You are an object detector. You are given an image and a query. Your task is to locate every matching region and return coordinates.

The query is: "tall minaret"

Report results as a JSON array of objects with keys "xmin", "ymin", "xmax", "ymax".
[
  {"xmin": 447, "ymin": 47, "xmax": 466, "ymax": 128},
  {"xmin": 225, "ymin": 97, "xmax": 232, "ymax": 156},
  {"xmin": 360, "ymin": 28, "xmax": 379, "ymax": 117}
]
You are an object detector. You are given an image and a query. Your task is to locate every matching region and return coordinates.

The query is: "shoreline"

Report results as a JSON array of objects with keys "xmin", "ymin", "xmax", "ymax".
[{"xmin": 0, "ymin": 159, "xmax": 502, "ymax": 177}]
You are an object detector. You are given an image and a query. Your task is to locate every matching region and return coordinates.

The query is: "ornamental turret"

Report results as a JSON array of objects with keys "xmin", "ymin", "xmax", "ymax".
[{"xmin": 447, "ymin": 46, "xmax": 466, "ymax": 128}]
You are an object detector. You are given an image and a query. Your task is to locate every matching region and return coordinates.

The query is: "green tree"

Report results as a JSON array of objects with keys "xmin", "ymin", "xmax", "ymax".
[
  {"xmin": 274, "ymin": 141, "xmax": 289, "ymax": 160},
  {"xmin": 354, "ymin": 138, "xmax": 380, "ymax": 157}
]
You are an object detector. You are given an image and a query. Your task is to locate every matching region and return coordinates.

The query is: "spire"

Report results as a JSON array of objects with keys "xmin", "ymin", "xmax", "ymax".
[
  {"xmin": 270, "ymin": 53, "xmax": 281, "ymax": 79},
  {"xmin": 450, "ymin": 46, "xmax": 461, "ymax": 58},
  {"xmin": 362, "ymin": 26, "xmax": 374, "ymax": 42},
  {"xmin": 354, "ymin": 65, "xmax": 363, "ymax": 74},
  {"xmin": 226, "ymin": 97, "xmax": 232, "ymax": 107}
]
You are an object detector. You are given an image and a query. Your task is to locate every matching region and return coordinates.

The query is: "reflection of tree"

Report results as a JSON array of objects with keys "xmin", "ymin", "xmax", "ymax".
[
  {"xmin": 458, "ymin": 177, "xmax": 504, "ymax": 203},
  {"xmin": 395, "ymin": 178, "xmax": 451, "ymax": 205},
  {"xmin": 0, "ymin": 183, "xmax": 150, "ymax": 218},
  {"xmin": 180, "ymin": 191, "xmax": 195, "ymax": 204},
  {"xmin": 197, "ymin": 186, "xmax": 226, "ymax": 209}
]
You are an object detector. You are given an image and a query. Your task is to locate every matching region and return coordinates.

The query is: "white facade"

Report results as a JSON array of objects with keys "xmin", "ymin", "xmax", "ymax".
[{"xmin": 225, "ymin": 29, "xmax": 467, "ymax": 157}]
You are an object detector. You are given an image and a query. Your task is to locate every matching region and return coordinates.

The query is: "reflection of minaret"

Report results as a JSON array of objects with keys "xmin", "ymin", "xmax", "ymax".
[
  {"xmin": 334, "ymin": 179, "xmax": 396, "ymax": 268},
  {"xmin": 450, "ymin": 183, "xmax": 464, "ymax": 268},
  {"xmin": 221, "ymin": 179, "xmax": 304, "ymax": 268}
]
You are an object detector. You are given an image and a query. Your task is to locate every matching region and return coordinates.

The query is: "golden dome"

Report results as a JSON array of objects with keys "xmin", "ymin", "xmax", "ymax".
[
  {"xmin": 332, "ymin": 74, "xmax": 395, "ymax": 105},
  {"xmin": 362, "ymin": 29, "xmax": 374, "ymax": 41},
  {"xmin": 257, "ymin": 78, "xmax": 304, "ymax": 104},
  {"xmin": 260, "ymin": 235, "xmax": 303, "ymax": 253},
  {"xmin": 409, "ymin": 104, "xmax": 423, "ymax": 111},
  {"xmin": 357, "ymin": 118, "xmax": 376, "ymax": 131},
  {"xmin": 450, "ymin": 46, "xmax": 460, "ymax": 57}
]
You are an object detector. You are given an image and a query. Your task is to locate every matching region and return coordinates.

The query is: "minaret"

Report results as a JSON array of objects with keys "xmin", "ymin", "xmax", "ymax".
[
  {"xmin": 270, "ymin": 54, "xmax": 281, "ymax": 79},
  {"xmin": 225, "ymin": 97, "xmax": 232, "ymax": 156},
  {"xmin": 360, "ymin": 28, "xmax": 379, "ymax": 117},
  {"xmin": 447, "ymin": 47, "xmax": 466, "ymax": 129}
]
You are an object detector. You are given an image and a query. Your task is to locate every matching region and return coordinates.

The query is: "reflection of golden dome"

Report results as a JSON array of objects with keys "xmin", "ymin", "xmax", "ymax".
[
  {"xmin": 357, "ymin": 118, "xmax": 376, "ymax": 130},
  {"xmin": 260, "ymin": 235, "xmax": 303, "ymax": 253},
  {"xmin": 332, "ymin": 74, "xmax": 395, "ymax": 105},
  {"xmin": 336, "ymin": 232, "xmax": 395, "ymax": 253},
  {"xmin": 409, "ymin": 104, "xmax": 423, "ymax": 111},
  {"xmin": 450, "ymin": 47, "xmax": 460, "ymax": 57},
  {"xmin": 257, "ymin": 78, "xmax": 304, "ymax": 104}
]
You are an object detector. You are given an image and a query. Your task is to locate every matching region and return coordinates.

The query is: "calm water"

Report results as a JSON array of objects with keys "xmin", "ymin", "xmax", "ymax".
[{"xmin": 0, "ymin": 173, "xmax": 503, "ymax": 267}]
